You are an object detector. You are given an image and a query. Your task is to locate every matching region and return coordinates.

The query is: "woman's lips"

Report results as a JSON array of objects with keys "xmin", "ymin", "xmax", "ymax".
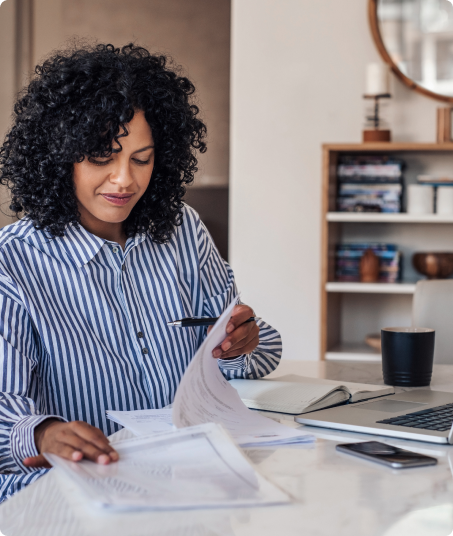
[{"xmin": 101, "ymin": 194, "xmax": 133, "ymax": 206}]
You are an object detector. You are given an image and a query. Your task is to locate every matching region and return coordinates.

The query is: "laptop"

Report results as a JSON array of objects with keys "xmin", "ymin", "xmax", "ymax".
[{"xmin": 296, "ymin": 389, "xmax": 453, "ymax": 444}]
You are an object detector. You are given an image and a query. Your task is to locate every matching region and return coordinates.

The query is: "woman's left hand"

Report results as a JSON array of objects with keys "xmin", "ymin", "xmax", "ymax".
[{"xmin": 212, "ymin": 304, "xmax": 259, "ymax": 359}]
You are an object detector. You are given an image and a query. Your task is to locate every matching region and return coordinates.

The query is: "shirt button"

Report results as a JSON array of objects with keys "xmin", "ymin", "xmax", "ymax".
[
  {"xmin": 112, "ymin": 247, "xmax": 119, "ymax": 254},
  {"xmin": 122, "ymin": 264, "xmax": 126, "ymax": 272},
  {"xmin": 137, "ymin": 331, "xmax": 144, "ymax": 338},
  {"xmin": 142, "ymin": 348, "xmax": 149, "ymax": 355}
]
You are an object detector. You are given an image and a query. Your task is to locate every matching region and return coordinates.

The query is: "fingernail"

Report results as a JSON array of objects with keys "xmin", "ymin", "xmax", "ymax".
[
  {"xmin": 72, "ymin": 451, "xmax": 82, "ymax": 461},
  {"xmin": 222, "ymin": 341, "xmax": 231, "ymax": 351},
  {"xmin": 97, "ymin": 454, "xmax": 110, "ymax": 465},
  {"xmin": 109, "ymin": 451, "xmax": 119, "ymax": 461},
  {"xmin": 226, "ymin": 324, "xmax": 234, "ymax": 333},
  {"xmin": 213, "ymin": 348, "xmax": 221, "ymax": 358}
]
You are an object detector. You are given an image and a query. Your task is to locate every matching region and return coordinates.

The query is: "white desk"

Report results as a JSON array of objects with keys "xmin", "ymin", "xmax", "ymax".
[{"xmin": 2, "ymin": 360, "xmax": 453, "ymax": 536}]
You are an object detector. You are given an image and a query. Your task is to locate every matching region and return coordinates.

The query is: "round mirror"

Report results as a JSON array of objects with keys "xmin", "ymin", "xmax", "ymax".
[{"xmin": 370, "ymin": 0, "xmax": 453, "ymax": 102}]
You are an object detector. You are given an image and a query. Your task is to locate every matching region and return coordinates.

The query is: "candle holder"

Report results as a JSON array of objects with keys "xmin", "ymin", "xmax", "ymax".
[{"xmin": 363, "ymin": 93, "xmax": 391, "ymax": 142}]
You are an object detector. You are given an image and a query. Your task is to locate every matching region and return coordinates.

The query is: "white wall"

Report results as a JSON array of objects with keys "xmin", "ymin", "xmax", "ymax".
[{"xmin": 230, "ymin": 0, "xmax": 440, "ymax": 361}]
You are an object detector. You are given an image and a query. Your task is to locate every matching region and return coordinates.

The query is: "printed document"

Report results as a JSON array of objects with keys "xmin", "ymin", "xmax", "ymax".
[
  {"xmin": 107, "ymin": 409, "xmax": 173, "ymax": 435},
  {"xmin": 45, "ymin": 423, "xmax": 290, "ymax": 511},
  {"xmin": 107, "ymin": 297, "xmax": 314, "ymax": 447},
  {"xmin": 171, "ymin": 298, "xmax": 314, "ymax": 446}
]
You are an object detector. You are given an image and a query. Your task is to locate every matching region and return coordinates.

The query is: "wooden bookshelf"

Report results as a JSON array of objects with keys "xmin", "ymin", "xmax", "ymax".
[{"xmin": 320, "ymin": 143, "xmax": 453, "ymax": 361}]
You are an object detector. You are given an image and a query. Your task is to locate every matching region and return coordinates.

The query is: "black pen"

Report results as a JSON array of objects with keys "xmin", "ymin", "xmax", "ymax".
[{"xmin": 167, "ymin": 316, "xmax": 256, "ymax": 328}]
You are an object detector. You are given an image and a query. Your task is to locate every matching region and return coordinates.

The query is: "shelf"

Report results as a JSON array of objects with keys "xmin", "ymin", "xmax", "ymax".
[
  {"xmin": 326, "ymin": 282, "xmax": 416, "ymax": 294},
  {"xmin": 323, "ymin": 142, "xmax": 453, "ymax": 152},
  {"xmin": 325, "ymin": 343, "xmax": 381, "ymax": 362},
  {"xmin": 327, "ymin": 213, "xmax": 453, "ymax": 223}
]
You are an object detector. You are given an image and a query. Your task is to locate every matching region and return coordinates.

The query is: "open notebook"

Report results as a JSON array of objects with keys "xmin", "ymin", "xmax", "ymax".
[{"xmin": 229, "ymin": 374, "xmax": 394, "ymax": 416}]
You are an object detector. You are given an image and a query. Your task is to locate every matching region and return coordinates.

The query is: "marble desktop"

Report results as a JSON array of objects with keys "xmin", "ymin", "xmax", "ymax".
[{"xmin": 1, "ymin": 360, "xmax": 453, "ymax": 536}]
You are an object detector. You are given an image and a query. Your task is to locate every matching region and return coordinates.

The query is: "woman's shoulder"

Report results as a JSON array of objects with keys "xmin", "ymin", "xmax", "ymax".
[{"xmin": 0, "ymin": 218, "xmax": 37, "ymax": 253}]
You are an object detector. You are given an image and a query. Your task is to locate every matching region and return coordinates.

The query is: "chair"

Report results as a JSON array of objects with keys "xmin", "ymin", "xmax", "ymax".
[{"xmin": 412, "ymin": 280, "xmax": 453, "ymax": 364}]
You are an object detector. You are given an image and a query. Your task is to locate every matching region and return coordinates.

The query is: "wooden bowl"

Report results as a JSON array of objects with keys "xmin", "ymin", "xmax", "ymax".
[
  {"xmin": 365, "ymin": 334, "xmax": 381, "ymax": 351},
  {"xmin": 412, "ymin": 252, "xmax": 453, "ymax": 279}
]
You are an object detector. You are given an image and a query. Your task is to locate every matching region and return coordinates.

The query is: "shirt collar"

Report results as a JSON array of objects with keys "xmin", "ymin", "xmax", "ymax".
[{"xmin": 23, "ymin": 222, "xmax": 148, "ymax": 268}]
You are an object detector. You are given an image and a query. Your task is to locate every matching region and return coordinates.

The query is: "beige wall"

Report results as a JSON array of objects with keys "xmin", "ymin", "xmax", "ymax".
[
  {"xmin": 33, "ymin": 0, "xmax": 230, "ymax": 187},
  {"xmin": 230, "ymin": 0, "xmax": 440, "ymax": 361},
  {"xmin": 0, "ymin": 0, "xmax": 17, "ymax": 227}
]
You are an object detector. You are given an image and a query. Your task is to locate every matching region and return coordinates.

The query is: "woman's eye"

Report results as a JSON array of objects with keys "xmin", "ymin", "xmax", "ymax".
[
  {"xmin": 133, "ymin": 158, "xmax": 151, "ymax": 166},
  {"xmin": 89, "ymin": 158, "xmax": 112, "ymax": 166}
]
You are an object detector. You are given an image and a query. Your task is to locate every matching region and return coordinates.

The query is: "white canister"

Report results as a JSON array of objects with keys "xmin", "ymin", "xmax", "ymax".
[
  {"xmin": 436, "ymin": 186, "xmax": 453, "ymax": 215},
  {"xmin": 407, "ymin": 184, "xmax": 434, "ymax": 214}
]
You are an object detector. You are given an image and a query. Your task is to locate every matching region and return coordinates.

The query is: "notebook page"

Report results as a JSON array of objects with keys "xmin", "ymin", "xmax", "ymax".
[
  {"xmin": 273, "ymin": 375, "xmax": 394, "ymax": 403},
  {"xmin": 229, "ymin": 379, "xmax": 348, "ymax": 414}
]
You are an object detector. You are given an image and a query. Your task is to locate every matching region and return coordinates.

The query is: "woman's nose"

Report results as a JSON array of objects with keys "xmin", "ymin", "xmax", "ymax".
[{"xmin": 110, "ymin": 163, "xmax": 134, "ymax": 188}]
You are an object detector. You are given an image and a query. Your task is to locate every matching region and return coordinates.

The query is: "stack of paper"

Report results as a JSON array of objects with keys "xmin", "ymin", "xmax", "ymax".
[
  {"xmin": 107, "ymin": 298, "xmax": 314, "ymax": 448},
  {"xmin": 45, "ymin": 423, "xmax": 290, "ymax": 511},
  {"xmin": 107, "ymin": 406, "xmax": 312, "ymax": 448}
]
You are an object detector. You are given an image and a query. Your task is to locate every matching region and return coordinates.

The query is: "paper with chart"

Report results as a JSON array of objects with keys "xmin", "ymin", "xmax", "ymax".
[
  {"xmin": 172, "ymin": 297, "xmax": 314, "ymax": 447},
  {"xmin": 106, "ymin": 408, "xmax": 174, "ymax": 435},
  {"xmin": 45, "ymin": 423, "xmax": 290, "ymax": 510}
]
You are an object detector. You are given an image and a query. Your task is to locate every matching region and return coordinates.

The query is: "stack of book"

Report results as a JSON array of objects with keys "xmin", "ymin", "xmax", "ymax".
[
  {"xmin": 336, "ymin": 243, "xmax": 402, "ymax": 283},
  {"xmin": 337, "ymin": 156, "xmax": 404, "ymax": 213}
]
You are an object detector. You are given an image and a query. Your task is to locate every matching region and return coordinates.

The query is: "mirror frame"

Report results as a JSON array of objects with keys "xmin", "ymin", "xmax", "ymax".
[{"xmin": 369, "ymin": 0, "xmax": 453, "ymax": 103}]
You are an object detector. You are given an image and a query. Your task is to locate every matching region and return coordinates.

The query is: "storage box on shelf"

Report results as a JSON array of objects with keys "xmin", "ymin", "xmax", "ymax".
[{"xmin": 321, "ymin": 143, "xmax": 453, "ymax": 362}]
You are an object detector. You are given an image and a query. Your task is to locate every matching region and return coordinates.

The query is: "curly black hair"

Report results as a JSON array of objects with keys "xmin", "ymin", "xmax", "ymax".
[{"xmin": 0, "ymin": 43, "xmax": 207, "ymax": 242}]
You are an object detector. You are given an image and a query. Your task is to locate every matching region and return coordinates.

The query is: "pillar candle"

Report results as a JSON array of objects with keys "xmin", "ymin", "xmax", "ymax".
[{"xmin": 366, "ymin": 63, "xmax": 390, "ymax": 95}]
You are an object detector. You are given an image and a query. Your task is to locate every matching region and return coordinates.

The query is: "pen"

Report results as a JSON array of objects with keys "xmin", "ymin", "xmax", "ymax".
[{"xmin": 167, "ymin": 316, "xmax": 256, "ymax": 328}]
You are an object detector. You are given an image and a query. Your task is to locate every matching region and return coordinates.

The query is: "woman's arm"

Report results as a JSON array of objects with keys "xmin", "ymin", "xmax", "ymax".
[{"xmin": 0, "ymin": 273, "xmax": 117, "ymax": 472}]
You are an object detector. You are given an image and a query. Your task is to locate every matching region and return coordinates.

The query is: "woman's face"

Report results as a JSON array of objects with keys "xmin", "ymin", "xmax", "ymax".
[{"xmin": 73, "ymin": 110, "xmax": 154, "ymax": 231}]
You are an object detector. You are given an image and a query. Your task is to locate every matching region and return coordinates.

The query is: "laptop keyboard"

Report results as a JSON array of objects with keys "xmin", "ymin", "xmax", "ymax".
[{"xmin": 376, "ymin": 403, "xmax": 453, "ymax": 432}]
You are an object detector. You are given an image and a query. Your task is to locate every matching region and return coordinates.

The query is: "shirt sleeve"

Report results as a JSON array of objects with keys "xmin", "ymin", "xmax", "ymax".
[
  {"xmin": 0, "ymin": 272, "xmax": 66, "ymax": 474},
  {"xmin": 197, "ymin": 217, "xmax": 282, "ymax": 380}
]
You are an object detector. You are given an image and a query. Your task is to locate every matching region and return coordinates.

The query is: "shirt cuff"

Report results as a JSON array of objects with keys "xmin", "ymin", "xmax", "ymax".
[
  {"xmin": 10, "ymin": 415, "xmax": 68, "ymax": 473},
  {"xmin": 217, "ymin": 354, "xmax": 247, "ymax": 370}
]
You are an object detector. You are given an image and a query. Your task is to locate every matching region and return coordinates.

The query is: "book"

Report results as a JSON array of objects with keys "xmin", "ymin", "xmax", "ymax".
[
  {"xmin": 229, "ymin": 374, "xmax": 394, "ymax": 416},
  {"xmin": 335, "ymin": 243, "xmax": 402, "ymax": 283},
  {"xmin": 336, "ymin": 155, "xmax": 405, "ymax": 213}
]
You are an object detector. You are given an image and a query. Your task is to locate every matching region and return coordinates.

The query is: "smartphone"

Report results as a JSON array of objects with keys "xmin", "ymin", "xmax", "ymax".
[{"xmin": 336, "ymin": 441, "xmax": 438, "ymax": 469}]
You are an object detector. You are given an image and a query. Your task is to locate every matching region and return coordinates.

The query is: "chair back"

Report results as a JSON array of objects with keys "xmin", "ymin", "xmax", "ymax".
[{"xmin": 412, "ymin": 279, "xmax": 453, "ymax": 364}]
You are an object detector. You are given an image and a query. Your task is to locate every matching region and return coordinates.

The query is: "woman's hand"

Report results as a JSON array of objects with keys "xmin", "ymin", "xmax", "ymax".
[
  {"xmin": 212, "ymin": 304, "xmax": 259, "ymax": 360},
  {"xmin": 23, "ymin": 419, "xmax": 119, "ymax": 469}
]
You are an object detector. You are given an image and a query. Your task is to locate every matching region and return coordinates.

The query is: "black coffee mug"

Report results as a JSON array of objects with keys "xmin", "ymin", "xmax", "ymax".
[{"xmin": 381, "ymin": 327, "xmax": 435, "ymax": 387}]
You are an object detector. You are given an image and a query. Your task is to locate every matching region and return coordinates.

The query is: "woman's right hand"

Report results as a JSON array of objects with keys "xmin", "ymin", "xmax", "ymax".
[{"xmin": 23, "ymin": 419, "xmax": 119, "ymax": 469}]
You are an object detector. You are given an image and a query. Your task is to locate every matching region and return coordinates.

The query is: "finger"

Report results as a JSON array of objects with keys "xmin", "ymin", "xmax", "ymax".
[
  {"xmin": 67, "ymin": 422, "xmax": 118, "ymax": 460},
  {"xmin": 226, "ymin": 305, "xmax": 254, "ymax": 334},
  {"xmin": 215, "ymin": 321, "xmax": 258, "ymax": 355},
  {"xmin": 23, "ymin": 454, "xmax": 51, "ymax": 469},
  {"xmin": 222, "ymin": 321, "xmax": 257, "ymax": 352},
  {"xmin": 218, "ymin": 333, "xmax": 260, "ymax": 360},
  {"xmin": 59, "ymin": 429, "xmax": 117, "ymax": 464},
  {"xmin": 60, "ymin": 434, "xmax": 114, "ymax": 464},
  {"xmin": 212, "ymin": 321, "xmax": 257, "ymax": 358}
]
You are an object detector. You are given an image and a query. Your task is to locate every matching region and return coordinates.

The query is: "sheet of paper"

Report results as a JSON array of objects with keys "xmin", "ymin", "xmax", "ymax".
[
  {"xmin": 106, "ymin": 409, "xmax": 173, "ymax": 435},
  {"xmin": 45, "ymin": 423, "xmax": 290, "ymax": 511},
  {"xmin": 172, "ymin": 297, "xmax": 314, "ymax": 447}
]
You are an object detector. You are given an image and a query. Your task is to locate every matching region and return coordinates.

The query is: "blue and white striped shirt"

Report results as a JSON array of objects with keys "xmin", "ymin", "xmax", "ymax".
[{"xmin": 0, "ymin": 204, "xmax": 281, "ymax": 501}]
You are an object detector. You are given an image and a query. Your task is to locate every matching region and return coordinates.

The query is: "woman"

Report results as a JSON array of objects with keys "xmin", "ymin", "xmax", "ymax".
[{"xmin": 0, "ymin": 43, "xmax": 282, "ymax": 501}]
